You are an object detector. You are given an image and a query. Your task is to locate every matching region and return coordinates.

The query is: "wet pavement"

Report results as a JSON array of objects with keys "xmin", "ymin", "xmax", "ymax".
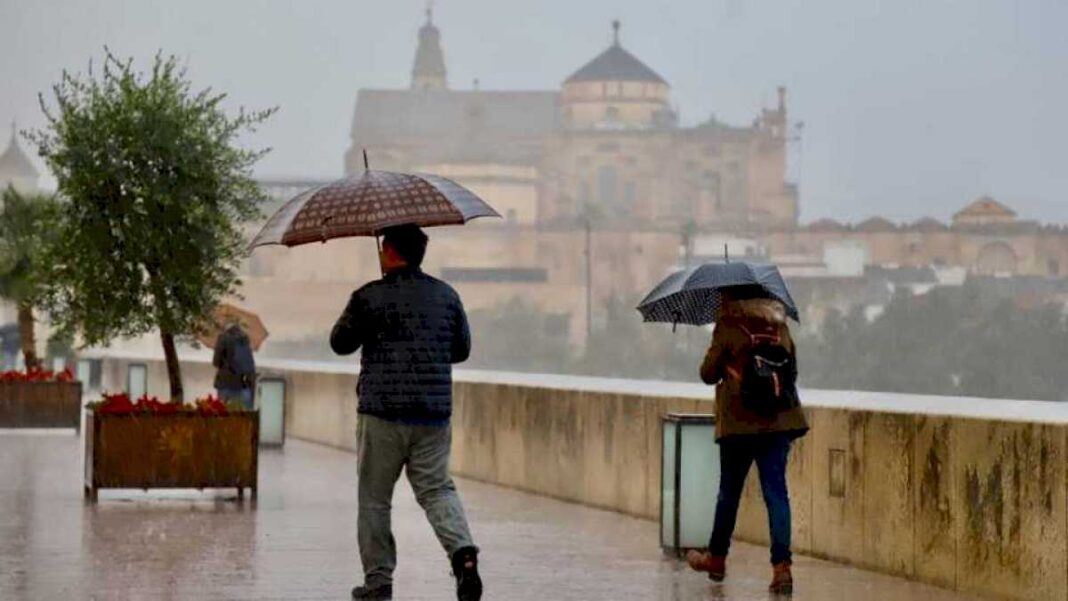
[{"xmin": 1, "ymin": 430, "xmax": 985, "ymax": 601}]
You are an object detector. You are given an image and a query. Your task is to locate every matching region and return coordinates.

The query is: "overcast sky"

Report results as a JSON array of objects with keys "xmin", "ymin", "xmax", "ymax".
[{"xmin": 2, "ymin": 0, "xmax": 1066, "ymax": 223}]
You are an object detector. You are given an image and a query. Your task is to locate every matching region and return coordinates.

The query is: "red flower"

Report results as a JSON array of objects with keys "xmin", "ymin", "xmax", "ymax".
[
  {"xmin": 88, "ymin": 393, "xmax": 239, "ymax": 415},
  {"xmin": 0, "ymin": 368, "xmax": 78, "ymax": 383},
  {"xmin": 195, "ymin": 395, "xmax": 229, "ymax": 416},
  {"xmin": 95, "ymin": 392, "xmax": 136, "ymax": 414}
]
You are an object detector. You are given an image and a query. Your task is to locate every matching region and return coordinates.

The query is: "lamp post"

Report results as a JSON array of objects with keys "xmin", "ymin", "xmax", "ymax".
[
  {"xmin": 585, "ymin": 216, "xmax": 592, "ymax": 342},
  {"xmin": 581, "ymin": 201, "xmax": 601, "ymax": 343}
]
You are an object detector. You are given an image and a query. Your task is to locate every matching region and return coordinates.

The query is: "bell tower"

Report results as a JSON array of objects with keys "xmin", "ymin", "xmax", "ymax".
[{"xmin": 411, "ymin": 2, "xmax": 448, "ymax": 91}]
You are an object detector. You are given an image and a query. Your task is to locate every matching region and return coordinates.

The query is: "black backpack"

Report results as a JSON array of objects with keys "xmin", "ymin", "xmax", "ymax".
[{"xmin": 738, "ymin": 325, "xmax": 799, "ymax": 416}]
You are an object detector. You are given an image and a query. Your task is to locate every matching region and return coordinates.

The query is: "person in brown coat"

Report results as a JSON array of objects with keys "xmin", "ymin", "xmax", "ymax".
[{"xmin": 686, "ymin": 286, "xmax": 809, "ymax": 594}]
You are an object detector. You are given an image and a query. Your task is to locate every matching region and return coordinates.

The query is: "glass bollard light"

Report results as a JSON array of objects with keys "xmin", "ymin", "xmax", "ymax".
[
  {"xmin": 661, "ymin": 413, "xmax": 719, "ymax": 556},
  {"xmin": 257, "ymin": 378, "xmax": 286, "ymax": 447},
  {"xmin": 76, "ymin": 359, "xmax": 92, "ymax": 388}
]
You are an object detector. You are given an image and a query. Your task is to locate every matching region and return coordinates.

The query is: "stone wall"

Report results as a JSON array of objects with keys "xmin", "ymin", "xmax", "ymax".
[
  {"xmin": 732, "ymin": 409, "xmax": 1066, "ymax": 601},
  {"xmin": 95, "ymin": 354, "xmax": 1068, "ymax": 601}
]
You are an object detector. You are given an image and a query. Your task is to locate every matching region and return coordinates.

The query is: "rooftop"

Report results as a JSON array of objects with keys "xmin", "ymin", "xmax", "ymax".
[
  {"xmin": 0, "ymin": 123, "xmax": 38, "ymax": 180},
  {"xmin": 564, "ymin": 21, "xmax": 667, "ymax": 85},
  {"xmin": 350, "ymin": 89, "xmax": 560, "ymax": 166}
]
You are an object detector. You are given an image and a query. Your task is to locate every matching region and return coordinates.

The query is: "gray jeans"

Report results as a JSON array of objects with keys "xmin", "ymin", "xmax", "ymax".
[{"xmin": 357, "ymin": 414, "xmax": 475, "ymax": 588}]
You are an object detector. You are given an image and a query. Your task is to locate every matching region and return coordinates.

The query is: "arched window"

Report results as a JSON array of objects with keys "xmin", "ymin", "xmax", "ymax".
[{"xmin": 975, "ymin": 241, "xmax": 1017, "ymax": 276}]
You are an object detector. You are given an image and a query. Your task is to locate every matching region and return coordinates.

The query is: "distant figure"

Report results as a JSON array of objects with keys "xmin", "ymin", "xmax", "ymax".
[
  {"xmin": 212, "ymin": 322, "xmax": 256, "ymax": 409},
  {"xmin": 686, "ymin": 286, "xmax": 809, "ymax": 595},
  {"xmin": 330, "ymin": 224, "xmax": 482, "ymax": 601}
]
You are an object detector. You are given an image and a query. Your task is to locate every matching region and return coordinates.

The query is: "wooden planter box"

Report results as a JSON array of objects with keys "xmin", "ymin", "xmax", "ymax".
[
  {"xmin": 84, "ymin": 411, "xmax": 259, "ymax": 502},
  {"xmin": 0, "ymin": 381, "xmax": 83, "ymax": 431}
]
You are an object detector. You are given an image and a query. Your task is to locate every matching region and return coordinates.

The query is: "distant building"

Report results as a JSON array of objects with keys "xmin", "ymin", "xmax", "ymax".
[
  {"xmin": 345, "ymin": 15, "xmax": 795, "ymax": 230},
  {"xmin": 764, "ymin": 195, "xmax": 1066, "ymax": 279},
  {"xmin": 0, "ymin": 123, "xmax": 39, "ymax": 194}
]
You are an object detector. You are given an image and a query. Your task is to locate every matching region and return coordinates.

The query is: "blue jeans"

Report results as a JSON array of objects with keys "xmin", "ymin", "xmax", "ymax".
[
  {"xmin": 708, "ymin": 432, "xmax": 793, "ymax": 564},
  {"xmin": 216, "ymin": 387, "xmax": 254, "ymax": 410}
]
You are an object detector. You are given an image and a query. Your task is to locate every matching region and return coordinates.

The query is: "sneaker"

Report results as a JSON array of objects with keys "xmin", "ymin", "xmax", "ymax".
[
  {"xmin": 451, "ymin": 546, "xmax": 483, "ymax": 601},
  {"xmin": 351, "ymin": 583, "xmax": 392, "ymax": 600},
  {"xmin": 769, "ymin": 561, "xmax": 793, "ymax": 595},
  {"xmin": 686, "ymin": 550, "xmax": 726, "ymax": 581}
]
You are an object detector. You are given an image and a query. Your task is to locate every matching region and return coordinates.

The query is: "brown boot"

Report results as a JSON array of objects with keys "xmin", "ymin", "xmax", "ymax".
[
  {"xmin": 685, "ymin": 550, "xmax": 726, "ymax": 582},
  {"xmin": 769, "ymin": 561, "xmax": 793, "ymax": 594}
]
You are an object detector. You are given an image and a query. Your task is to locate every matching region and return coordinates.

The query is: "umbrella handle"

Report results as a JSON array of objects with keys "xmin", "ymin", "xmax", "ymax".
[
  {"xmin": 672, "ymin": 310, "xmax": 681, "ymax": 333},
  {"xmin": 376, "ymin": 235, "xmax": 385, "ymax": 277},
  {"xmin": 320, "ymin": 216, "xmax": 334, "ymax": 243}
]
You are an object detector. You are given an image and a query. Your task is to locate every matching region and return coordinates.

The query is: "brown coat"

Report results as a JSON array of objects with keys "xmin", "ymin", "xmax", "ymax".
[{"xmin": 700, "ymin": 298, "xmax": 809, "ymax": 441}]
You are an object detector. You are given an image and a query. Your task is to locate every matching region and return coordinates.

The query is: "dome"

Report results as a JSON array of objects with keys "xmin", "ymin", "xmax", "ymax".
[{"xmin": 564, "ymin": 21, "xmax": 666, "ymax": 85}]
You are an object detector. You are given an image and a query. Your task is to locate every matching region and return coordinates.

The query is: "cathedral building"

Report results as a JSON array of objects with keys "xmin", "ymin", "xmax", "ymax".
[{"xmin": 344, "ymin": 14, "xmax": 796, "ymax": 231}]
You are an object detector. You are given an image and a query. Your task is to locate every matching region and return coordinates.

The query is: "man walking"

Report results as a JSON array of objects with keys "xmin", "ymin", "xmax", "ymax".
[{"xmin": 331, "ymin": 224, "xmax": 482, "ymax": 601}]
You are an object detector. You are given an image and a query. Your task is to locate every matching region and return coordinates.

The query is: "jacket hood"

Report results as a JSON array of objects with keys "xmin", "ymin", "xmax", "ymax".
[{"xmin": 722, "ymin": 297, "xmax": 787, "ymax": 324}]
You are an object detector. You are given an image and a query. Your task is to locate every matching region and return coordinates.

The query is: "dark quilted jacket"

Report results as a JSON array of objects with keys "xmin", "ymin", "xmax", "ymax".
[{"xmin": 330, "ymin": 267, "xmax": 470, "ymax": 423}]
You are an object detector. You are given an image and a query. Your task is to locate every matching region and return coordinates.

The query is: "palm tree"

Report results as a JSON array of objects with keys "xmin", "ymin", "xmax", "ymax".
[{"xmin": 0, "ymin": 186, "xmax": 60, "ymax": 371}]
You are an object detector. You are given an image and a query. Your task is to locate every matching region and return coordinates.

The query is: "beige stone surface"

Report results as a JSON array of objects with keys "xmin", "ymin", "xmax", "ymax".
[
  {"xmin": 862, "ymin": 411, "xmax": 915, "ymax": 576},
  {"xmin": 788, "ymin": 431, "xmax": 815, "ymax": 554},
  {"xmin": 914, "ymin": 414, "xmax": 958, "ymax": 590},
  {"xmin": 952, "ymin": 420, "xmax": 1066, "ymax": 601},
  {"xmin": 809, "ymin": 408, "xmax": 867, "ymax": 563}
]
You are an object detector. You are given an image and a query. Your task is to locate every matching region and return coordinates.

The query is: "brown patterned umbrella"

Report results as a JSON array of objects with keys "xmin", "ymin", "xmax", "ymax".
[
  {"xmin": 196, "ymin": 304, "xmax": 269, "ymax": 351},
  {"xmin": 250, "ymin": 159, "xmax": 500, "ymax": 248}
]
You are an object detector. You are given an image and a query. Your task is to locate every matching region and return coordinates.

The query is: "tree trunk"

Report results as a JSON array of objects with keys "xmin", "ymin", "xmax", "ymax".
[
  {"xmin": 160, "ymin": 330, "xmax": 184, "ymax": 402},
  {"xmin": 16, "ymin": 303, "xmax": 40, "ymax": 371}
]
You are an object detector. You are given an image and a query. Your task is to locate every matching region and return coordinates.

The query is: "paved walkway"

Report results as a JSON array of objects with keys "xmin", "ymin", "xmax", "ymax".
[{"xmin": 0, "ymin": 430, "xmax": 985, "ymax": 601}]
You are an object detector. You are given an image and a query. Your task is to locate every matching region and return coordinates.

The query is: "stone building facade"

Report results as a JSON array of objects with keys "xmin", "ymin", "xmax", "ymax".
[
  {"xmin": 246, "ymin": 13, "xmax": 1068, "ymax": 347},
  {"xmin": 344, "ymin": 16, "xmax": 796, "ymax": 231}
]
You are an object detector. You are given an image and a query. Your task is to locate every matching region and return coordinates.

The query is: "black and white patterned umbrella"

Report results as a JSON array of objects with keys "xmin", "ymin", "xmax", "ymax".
[{"xmin": 637, "ymin": 262, "xmax": 799, "ymax": 327}]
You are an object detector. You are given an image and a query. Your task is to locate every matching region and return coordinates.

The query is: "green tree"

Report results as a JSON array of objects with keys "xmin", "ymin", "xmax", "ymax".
[
  {"xmin": 578, "ymin": 294, "xmax": 709, "ymax": 381},
  {"xmin": 31, "ymin": 51, "xmax": 274, "ymax": 400},
  {"xmin": 466, "ymin": 297, "xmax": 574, "ymax": 373},
  {"xmin": 795, "ymin": 284, "xmax": 1068, "ymax": 401},
  {"xmin": 0, "ymin": 186, "xmax": 62, "ymax": 370}
]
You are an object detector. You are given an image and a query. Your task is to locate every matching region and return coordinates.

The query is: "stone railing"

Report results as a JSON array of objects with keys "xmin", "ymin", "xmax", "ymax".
[{"xmin": 91, "ymin": 351, "xmax": 1068, "ymax": 601}]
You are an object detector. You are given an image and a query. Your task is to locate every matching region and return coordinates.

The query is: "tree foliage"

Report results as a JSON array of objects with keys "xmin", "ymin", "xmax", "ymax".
[
  {"xmin": 466, "ymin": 297, "xmax": 574, "ymax": 373},
  {"xmin": 0, "ymin": 186, "xmax": 60, "ymax": 307},
  {"xmin": 462, "ymin": 285, "xmax": 1068, "ymax": 402},
  {"xmin": 796, "ymin": 284, "xmax": 1068, "ymax": 401},
  {"xmin": 30, "ymin": 50, "xmax": 274, "ymax": 399},
  {"xmin": 0, "ymin": 186, "xmax": 63, "ymax": 369}
]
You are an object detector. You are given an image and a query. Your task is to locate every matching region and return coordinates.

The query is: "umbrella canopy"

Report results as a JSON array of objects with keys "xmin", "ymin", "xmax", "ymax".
[
  {"xmin": 637, "ymin": 262, "xmax": 799, "ymax": 327},
  {"xmin": 196, "ymin": 304, "xmax": 269, "ymax": 351},
  {"xmin": 250, "ymin": 168, "xmax": 500, "ymax": 248}
]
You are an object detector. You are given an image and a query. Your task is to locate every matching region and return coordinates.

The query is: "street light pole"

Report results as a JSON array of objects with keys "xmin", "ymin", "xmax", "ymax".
[{"xmin": 585, "ymin": 214, "xmax": 593, "ymax": 343}]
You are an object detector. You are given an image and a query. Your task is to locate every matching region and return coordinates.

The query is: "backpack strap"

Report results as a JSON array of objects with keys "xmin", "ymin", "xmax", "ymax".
[{"xmin": 738, "ymin": 324, "xmax": 781, "ymax": 346}]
